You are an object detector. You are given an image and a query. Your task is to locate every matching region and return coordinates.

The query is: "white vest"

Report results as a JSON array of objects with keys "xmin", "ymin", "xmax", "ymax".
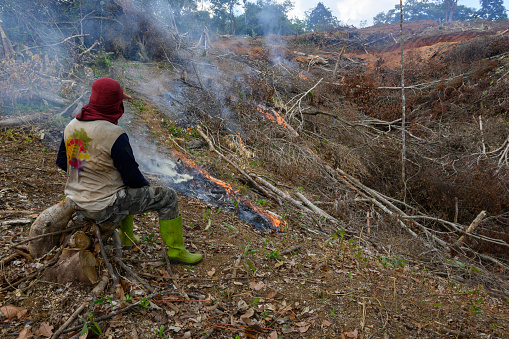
[{"xmin": 63, "ymin": 119, "xmax": 125, "ymax": 211}]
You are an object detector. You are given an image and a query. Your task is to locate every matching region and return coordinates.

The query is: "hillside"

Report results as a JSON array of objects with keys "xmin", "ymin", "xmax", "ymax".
[{"xmin": 0, "ymin": 20, "xmax": 508, "ymax": 338}]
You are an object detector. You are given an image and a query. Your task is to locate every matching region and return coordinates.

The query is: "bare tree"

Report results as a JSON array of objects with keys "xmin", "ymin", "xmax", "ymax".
[
  {"xmin": 444, "ymin": 0, "xmax": 458, "ymax": 22},
  {"xmin": 0, "ymin": 22, "xmax": 15, "ymax": 60},
  {"xmin": 400, "ymin": 0, "xmax": 407, "ymax": 203}
]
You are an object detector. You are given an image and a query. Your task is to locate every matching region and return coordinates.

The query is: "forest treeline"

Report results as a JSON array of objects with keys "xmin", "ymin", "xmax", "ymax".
[
  {"xmin": 0, "ymin": 0, "xmax": 507, "ymax": 50},
  {"xmin": 375, "ymin": 0, "xmax": 507, "ymax": 25}
]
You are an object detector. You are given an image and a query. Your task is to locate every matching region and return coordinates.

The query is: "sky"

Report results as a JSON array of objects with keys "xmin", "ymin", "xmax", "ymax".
[{"xmin": 287, "ymin": 0, "xmax": 509, "ymax": 27}]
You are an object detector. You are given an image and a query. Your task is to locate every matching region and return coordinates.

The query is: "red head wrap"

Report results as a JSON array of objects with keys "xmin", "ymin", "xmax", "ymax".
[{"xmin": 76, "ymin": 78, "xmax": 131, "ymax": 124}]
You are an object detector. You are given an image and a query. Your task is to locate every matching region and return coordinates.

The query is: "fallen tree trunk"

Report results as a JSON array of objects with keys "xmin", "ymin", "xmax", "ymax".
[
  {"xmin": 32, "ymin": 91, "xmax": 70, "ymax": 106},
  {"xmin": 0, "ymin": 113, "xmax": 52, "ymax": 128},
  {"xmin": 28, "ymin": 198, "xmax": 79, "ymax": 259}
]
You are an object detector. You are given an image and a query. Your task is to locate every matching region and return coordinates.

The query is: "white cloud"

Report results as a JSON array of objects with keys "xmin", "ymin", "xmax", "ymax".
[{"xmin": 336, "ymin": 0, "xmax": 397, "ymax": 26}]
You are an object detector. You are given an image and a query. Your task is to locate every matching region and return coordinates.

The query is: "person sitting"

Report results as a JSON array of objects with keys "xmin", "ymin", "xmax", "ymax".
[{"xmin": 56, "ymin": 78, "xmax": 202, "ymax": 265}]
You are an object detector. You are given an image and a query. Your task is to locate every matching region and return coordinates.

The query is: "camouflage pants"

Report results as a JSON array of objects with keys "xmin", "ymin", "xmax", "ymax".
[{"xmin": 79, "ymin": 186, "xmax": 179, "ymax": 224}]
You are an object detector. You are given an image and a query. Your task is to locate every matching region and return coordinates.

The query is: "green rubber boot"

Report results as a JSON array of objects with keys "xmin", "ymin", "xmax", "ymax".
[
  {"xmin": 159, "ymin": 216, "xmax": 202, "ymax": 265},
  {"xmin": 118, "ymin": 215, "xmax": 140, "ymax": 248}
]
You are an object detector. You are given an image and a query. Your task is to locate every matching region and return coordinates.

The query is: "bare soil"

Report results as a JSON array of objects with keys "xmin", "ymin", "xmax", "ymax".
[{"xmin": 1, "ymin": 115, "xmax": 508, "ymax": 339}]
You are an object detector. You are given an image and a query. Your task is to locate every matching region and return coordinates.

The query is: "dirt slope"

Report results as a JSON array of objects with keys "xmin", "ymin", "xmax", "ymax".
[{"xmin": 0, "ymin": 101, "xmax": 508, "ymax": 338}]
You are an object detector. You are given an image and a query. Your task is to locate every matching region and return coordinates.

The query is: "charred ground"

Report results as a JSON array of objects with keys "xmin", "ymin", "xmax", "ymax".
[{"xmin": 1, "ymin": 20, "xmax": 509, "ymax": 338}]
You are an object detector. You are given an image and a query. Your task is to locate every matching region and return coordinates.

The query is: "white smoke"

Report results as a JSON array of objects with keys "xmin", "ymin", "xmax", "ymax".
[{"xmin": 120, "ymin": 113, "xmax": 193, "ymax": 184}]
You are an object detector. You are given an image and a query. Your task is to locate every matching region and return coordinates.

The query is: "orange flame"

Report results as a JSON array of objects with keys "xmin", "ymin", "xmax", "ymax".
[
  {"xmin": 172, "ymin": 149, "xmax": 285, "ymax": 230},
  {"xmin": 256, "ymin": 105, "xmax": 287, "ymax": 127},
  {"xmin": 256, "ymin": 105, "xmax": 300, "ymax": 139},
  {"xmin": 298, "ymin": 72, "xmax": 309, "ymax": 80}
]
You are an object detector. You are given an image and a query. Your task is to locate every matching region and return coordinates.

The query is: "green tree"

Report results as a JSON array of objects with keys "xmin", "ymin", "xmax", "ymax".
[
  {"xmin": 476, "ymin": 0, "xmax": 508, "ymax": 20},
  {"xmin": 443, "ymin": 0, "xmax": 457, "ymax": 22},
  {"xmin": 305, "ymin": 2, "xmax": 338, "ymax": 31},
  {"xmin": 453, "ymin": 4, "xmax": 476, "ymax": 21},
  {"xmin": 373, "ymin": 9, "xmax": 397, "ymax": 25},
  {"xmin": 373, "ymin": 0, "xmax": 475, "ymax": 25},
  {"xmin": 210, "ymin": 0, "xmax": 240, "ymax": 35},
  {"xmin": 290, "ymin": 17, "xmax": 308, "ymax": 35},
  {"xmin": 236, "ymin": 0, "xmax": 294, "ymax": 36}
]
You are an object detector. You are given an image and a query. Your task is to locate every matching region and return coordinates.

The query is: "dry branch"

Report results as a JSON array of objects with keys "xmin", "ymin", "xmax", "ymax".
[
  {"xmin": 112, "ymin": 231, "xmax": 123, "ymax": 259},
  {"xmin": 0, "ymin": 248, "xmax": 62, "ymax": 292},
  {"xmin": 280, "ymin": 245, "xmax": 302, "ymax": 255},
  {"xmin": 0, "ymin": 218, "xmax": 31, "ymax": 226},
  {"xmin": 92, "ymin": 272, "xmax": 110, "ymax": 297},
  {"xmin": 23, "ymin": 34, "xmax": 88, "ymax": 51},
  {"xmin": 94, "ymin": 225, "xmax": 119, "ymax": 286},
  {"xmin": 32, "ymin": 91, "xmax": 70, "ymax": 106},
  {"xmin": 13, "ymin": 225, "xmax": 83, "ymax": 247},
  {"xmin": 196, "ymin": 125, "xmax": 280, "ymax": 204},
  {"xmin": 378, "ymin": 73, "xmax": 470, "ymax": 90},
  {"xmin": 259, "ymin": 106, "xmax": 300, "ymax": 139},
  {"xmin": 15, "ymin": 249, "xmax": 33, "ymax": 261},
  {"xmin": 440, "ymin": 327, "xmax": 471, "ymax": 338},
  {"xmin": 0, "ymin": 252, "xmax": 21, "ymax": 267},
  {"xmin": 251, "ymin": 174, "xmax": 309, "ymax": 212},
  {"xmin": 337, "ymin": 168, "xmax": 450, "ymax": 249},
  {"xmin": 286, "ymin": 78, "xmax": 323, "ymax": 122},
  {"xmin": 50, "ymin": 302, "xmax": 87, "ymax": 339},
  {"xmin": 295, "ymin": 192, "xmax": 337, "ymax": 223},
  {"xmin": 113, "ymin": 256, "xmax": 155, "ymax": 293},
  {"xmin": 338, "ymin": 167, "xmax": 509, "ymax": 274},
  {"xmin": 400, "ymin": 215, "xmax": 508, "ymax": 247},
  {"xmin": 0, "ymin": 210, "xmax": 39, "ymax": 216},
  {"xmin": 332, "ymin": 45, "xmax": 346, "ymax": 79},
  {"xmin": 455, "ymin": 210, "xmax": 487, "ymax": 246},
  {"xmin": 79, "ymin": 41, "xmax": 99, "ymax": 56},
  {"xmin": 63, "ymin": 291, "xmax": 164, "ymax": 334},
  {"xmin": 59, "ymin": 92, "xmax": 89, "ymax": 117}
]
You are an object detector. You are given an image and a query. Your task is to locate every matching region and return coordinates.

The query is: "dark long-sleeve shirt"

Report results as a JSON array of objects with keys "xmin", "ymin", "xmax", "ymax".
[{"xmin": 57, "ymin": 133, "xmax": 149, "ymax": 188}]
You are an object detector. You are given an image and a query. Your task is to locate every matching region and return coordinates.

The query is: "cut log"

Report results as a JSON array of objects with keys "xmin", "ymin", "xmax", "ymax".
[
  {"xmin": 41, "ymin": 249, "xmax": 97, "ymax": 286},
  {"xmin": 28, "ymin": 198, "xmax": 79, "ymax": 259},
  {"xmin": 80, "ymin": 250, "xmax": 98, "ymax": 284},
  {"xmin": 69, "ymin": 231, "xmax": 92, "ymax": 250}
]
